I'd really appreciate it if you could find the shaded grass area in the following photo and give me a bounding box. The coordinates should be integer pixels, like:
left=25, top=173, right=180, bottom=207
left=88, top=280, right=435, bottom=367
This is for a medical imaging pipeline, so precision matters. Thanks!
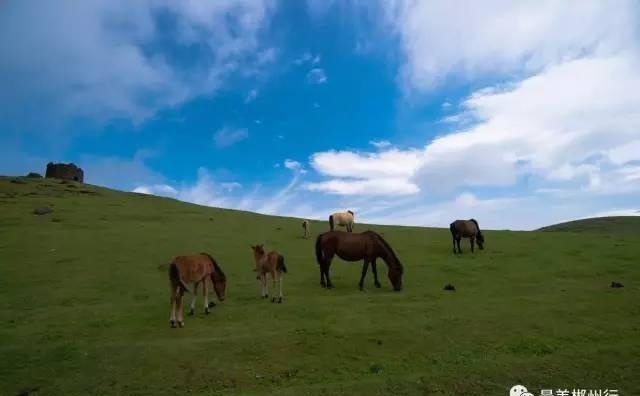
left=1, top=177, right=639, bottom=396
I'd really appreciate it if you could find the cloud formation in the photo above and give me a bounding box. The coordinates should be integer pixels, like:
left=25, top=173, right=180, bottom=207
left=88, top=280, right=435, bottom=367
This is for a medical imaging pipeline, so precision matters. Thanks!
left=0, top=0, right=277, bottom=124
left=213, top=127, right=249, bottom=148
left=385, top=0, right=639, bottom=91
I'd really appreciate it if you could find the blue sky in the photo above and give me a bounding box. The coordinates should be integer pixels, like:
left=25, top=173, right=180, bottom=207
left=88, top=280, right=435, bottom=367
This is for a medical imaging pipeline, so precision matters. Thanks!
left=1, top=0, right=639, bottom=230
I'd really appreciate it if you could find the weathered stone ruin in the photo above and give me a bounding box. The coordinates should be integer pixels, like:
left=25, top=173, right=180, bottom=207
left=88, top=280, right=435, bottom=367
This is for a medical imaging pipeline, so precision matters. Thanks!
left=45, top=162, right=84, bottom=183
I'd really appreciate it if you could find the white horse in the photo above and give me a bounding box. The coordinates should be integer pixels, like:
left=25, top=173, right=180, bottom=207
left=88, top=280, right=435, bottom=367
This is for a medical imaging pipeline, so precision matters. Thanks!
left=329, top=210, right=354, bottom=232
left=302, top=220, right=310, bottom=238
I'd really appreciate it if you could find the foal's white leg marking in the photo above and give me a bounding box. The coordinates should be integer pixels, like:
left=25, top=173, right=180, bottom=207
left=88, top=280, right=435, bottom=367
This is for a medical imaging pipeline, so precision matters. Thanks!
left=261, top=273, right=267, bottom=297
left=279, top=272, right=283, bottom=298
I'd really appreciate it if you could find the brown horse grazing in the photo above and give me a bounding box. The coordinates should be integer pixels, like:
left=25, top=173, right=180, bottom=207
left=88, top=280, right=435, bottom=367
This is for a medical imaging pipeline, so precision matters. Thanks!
left=450, top=219, right=485, bottom=254
left=302, top=219, right=310, bottom=238
left=168, top=253, right=226, bottom=328
left=315, top=230, right=403, bottom=291
left=251, top=244, right=288, bottom=303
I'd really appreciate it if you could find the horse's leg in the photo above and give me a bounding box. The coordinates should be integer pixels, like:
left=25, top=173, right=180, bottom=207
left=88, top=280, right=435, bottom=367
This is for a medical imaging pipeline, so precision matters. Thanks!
left=452, top=235, right=457, bottom=254
left=169, top=288, right=177, bottom=328
left=358, top=260, right=370, bottom=291
left=278, top=271, right=284, bottom=303
left=456, top=237, right=462, bottom=254
left=189, top=281, right=199, bottom=316
left=176, top=292, right=185, bottom=328
left=320, top=266, right=326, bottom=288
left=371, top=259, right=381, bottom=288
left=203, top=278, right=211, bottom=314
left=324, top=259, right=334, bottom=289
left=271, top=270, right=277, bottom=303
left=261, top=273, right=268, bottom=298
left=470, top=237, right=475, bottom=253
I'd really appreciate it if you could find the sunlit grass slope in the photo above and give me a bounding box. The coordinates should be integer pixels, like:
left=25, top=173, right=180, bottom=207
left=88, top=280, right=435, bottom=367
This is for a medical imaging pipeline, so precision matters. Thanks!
left=1, top=176, right=638, bottom=396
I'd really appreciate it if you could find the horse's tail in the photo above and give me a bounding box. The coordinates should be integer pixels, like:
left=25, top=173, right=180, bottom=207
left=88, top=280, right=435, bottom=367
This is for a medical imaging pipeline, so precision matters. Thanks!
left=329, top=215, right=334, bottom=231
left=277, top=255, right=287, bottom=273
left=169, top=262, right=190, bottom=295
left=315, top=234, right=324, bottom=265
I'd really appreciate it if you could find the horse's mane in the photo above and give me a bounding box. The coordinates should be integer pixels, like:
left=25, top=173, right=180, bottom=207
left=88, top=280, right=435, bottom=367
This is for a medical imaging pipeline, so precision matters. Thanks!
left=368, top=231, right=403, bottom=273
left=469, top=218, right=482, bottom=234
left=201, top=252, right=226, bottom=280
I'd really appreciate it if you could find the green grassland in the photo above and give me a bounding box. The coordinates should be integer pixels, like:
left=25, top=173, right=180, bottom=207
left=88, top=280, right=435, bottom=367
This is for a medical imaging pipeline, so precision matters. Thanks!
left=539, top=216, right=640, bottom=234
left=1, top=176, right=639, bottom=396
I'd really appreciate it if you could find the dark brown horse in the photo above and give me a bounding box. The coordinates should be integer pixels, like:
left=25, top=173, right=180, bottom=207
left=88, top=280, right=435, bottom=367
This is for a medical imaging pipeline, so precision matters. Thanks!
left=449, top=219, right=484, bottom=254
left=168, top=253, right=226, bottom=328
left=315, top=230, right=403, bottom=291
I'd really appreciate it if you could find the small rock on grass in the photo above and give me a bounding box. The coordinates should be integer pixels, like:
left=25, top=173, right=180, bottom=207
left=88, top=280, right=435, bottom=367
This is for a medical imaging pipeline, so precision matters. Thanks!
left=33, top=206, right=53, bottom=215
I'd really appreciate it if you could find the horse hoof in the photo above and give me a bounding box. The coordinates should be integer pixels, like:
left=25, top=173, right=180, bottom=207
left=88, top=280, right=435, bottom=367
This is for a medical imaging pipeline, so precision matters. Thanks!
left=359, top=285, right=363, bottom=291
left=188, top=309, right=194, bottom=316
left=170, top=320, right=176, bottom=328
left=271, top=297, right=276, bottom=303
left=178, top=321, right=184, bottom=328
left=205, top=308, right=210, bottom=315
left=278, top=297, right=282, bottom=303
left=208, top=302, right=216, bottom=308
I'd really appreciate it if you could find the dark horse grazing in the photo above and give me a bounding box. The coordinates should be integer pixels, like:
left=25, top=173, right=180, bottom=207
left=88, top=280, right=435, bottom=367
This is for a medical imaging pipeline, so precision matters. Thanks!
left=450, top=219, right=484, bottom=254
left=315, top=230, right=403, bottom=291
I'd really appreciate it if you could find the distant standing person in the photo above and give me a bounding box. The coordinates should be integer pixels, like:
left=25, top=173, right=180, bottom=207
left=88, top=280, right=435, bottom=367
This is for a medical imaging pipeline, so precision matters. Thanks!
left=329, top=210, right=355, bottom=232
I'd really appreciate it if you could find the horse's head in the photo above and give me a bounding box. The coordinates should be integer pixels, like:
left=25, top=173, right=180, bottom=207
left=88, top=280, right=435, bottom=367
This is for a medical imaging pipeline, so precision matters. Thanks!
left=250, top=244, right=265, bottom=255
left=476, top=232, right=485, bottom=250
left=211, top=266, right=226, bottom=301
left=347, top=210, right=354, bottom=216
left=388, top=265, right=403, bottom=291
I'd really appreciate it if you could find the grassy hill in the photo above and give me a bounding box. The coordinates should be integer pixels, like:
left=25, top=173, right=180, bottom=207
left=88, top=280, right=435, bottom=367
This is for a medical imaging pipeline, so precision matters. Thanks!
left=538, top=216, right=640, bottom=234
left=1, top=176, right=639, bottom=396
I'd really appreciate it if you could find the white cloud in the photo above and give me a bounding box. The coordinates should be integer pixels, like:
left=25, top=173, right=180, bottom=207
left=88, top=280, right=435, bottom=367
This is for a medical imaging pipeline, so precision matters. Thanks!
left=133, top=184, right=177, bottom=196
left=283, top=159, right=307, bottom=174
left=385, top=0, right=639, bottom=91
left=0, top=0, right=277, bottom=123
left=369, top=140, right=392, bottom=149
left=360, top=191, right=615, bottom=231
left=244, top=89, right=258, bottom=104
left=306, top=149, right=422, bottom=196
left=307, top=68, right=327, bottom=84
left=213, top=127, right=249, bottom=148
left=81, top=153, right=165, bottom=190
left=305, top=178, right=419, bottom=196
left=414, top=54, right=640, bottom=193
left=134, top=168, right=231, bottom=207
left=293, top=52, right=313, bottom=65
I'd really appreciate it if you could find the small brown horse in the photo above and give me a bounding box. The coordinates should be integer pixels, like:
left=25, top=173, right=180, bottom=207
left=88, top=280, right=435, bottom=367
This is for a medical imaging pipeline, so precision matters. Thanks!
left=168, top=253, right=226, bottom=328
left=251, top=244, right=288, bottom=303
left=450, top=219, right=485, bottom=254
left=302, top=219, right=310, bottom=238
left=315, top=230, right=403, bottom=291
